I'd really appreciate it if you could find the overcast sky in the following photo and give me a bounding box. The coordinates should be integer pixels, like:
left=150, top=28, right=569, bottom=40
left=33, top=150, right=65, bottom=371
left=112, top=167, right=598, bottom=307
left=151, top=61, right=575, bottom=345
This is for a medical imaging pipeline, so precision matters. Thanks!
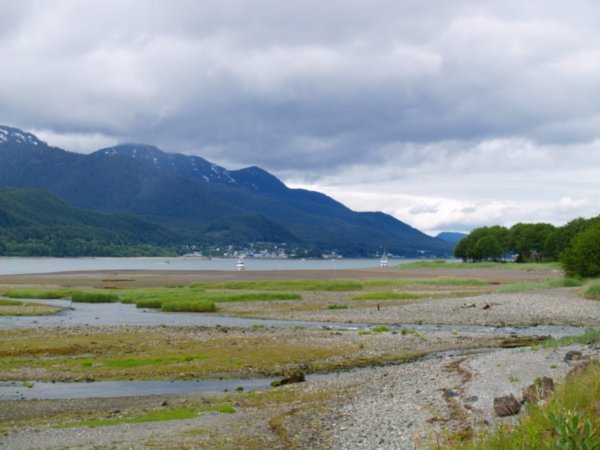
left=1, top=0, right=599, bottom=235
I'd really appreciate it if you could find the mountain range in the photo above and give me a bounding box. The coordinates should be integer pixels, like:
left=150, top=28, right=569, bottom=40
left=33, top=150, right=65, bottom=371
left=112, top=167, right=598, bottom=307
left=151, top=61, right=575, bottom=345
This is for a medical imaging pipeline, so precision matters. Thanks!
left=0, top=125, right=453, bottom=257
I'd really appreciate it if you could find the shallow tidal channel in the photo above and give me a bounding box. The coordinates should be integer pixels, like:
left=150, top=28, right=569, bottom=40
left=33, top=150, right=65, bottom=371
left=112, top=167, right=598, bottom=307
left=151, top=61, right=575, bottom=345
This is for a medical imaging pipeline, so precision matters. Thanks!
left=0, top=377, right=281, bottom=401
left=0, top=298, right=585, bottom=339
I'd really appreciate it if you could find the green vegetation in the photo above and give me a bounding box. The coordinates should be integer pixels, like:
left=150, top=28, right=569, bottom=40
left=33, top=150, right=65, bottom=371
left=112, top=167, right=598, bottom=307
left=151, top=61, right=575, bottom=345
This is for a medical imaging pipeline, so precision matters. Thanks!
left=533, top=328, right=600, bottom=349
left=454, top=216, right=600, bottom=278
left=447, top=364, right=600, bottom=449
left=0, top=299, right=22, bottom=306
left=6, top=288, right=72, bottom=299
left=57, top=407, right=199, bottom=428
left=352, top=291, right=421, bottom=300
left=327, top=304, right=348, bottom=310
left=562, top=220, right=600, bottom=277
left=584, top=283, right=600, bottom=300
left=3, top=285, right=301, bottom=314
left=191, top=279, right=363, bottom=291
left=371, top=326, right=391, bottom=333
left=0, top=188, right=181, bottom=257
left=363, top=278, right=489, bottom=287
left=0, top=328, right=358, bottom=380
left=71, top=291, right=118, bottom=303
left=397, top=261, right=561, bottom=271
left=0, top=298, right=63, bottom=316
left=102, top=354, right=207, bottom=369
left=498, top=278, right=583, bottom=294
left=161, top=301, right=217, bottom=312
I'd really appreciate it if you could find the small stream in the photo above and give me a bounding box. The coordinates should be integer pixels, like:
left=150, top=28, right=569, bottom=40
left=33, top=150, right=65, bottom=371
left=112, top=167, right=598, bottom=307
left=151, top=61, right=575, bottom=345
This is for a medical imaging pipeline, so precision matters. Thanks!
left=0, top=348, right=490, bottom=401
left=0, top=298, right=585, bottom=338
left=0, top=377, right=280, bottom=401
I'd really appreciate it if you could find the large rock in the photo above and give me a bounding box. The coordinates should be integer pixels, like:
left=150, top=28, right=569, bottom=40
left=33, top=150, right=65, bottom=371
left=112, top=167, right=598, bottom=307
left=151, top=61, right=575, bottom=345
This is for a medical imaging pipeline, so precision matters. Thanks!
left=522, top=377, right=554, bottom=404
left=494, top=394, right=521, bottom=417
left=564, top=350, right=583, bottom=362
left=271, top=371, right=306, bottom=387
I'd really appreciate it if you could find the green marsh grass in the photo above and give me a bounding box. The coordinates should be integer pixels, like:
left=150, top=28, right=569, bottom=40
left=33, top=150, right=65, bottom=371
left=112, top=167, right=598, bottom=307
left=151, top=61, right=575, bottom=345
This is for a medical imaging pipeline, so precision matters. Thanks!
left=584, top=283, right=600, bottom=300
left=71, top=291, right=119, bottom=303
left=398, top=261, right=562, bottom=270
left=0, top=299, right=22, bottom=306
left=120, top=287, right=301, bottom=312
left=362, top=278, right=488, bottom=288
left=532, top=328, right=600, bottom=350
left=6, top=288, right=72, bottom=299
left=57, top=407, right=199, bottom=428
left=190, top=279, right=363, bottom=291
left=161, top=301, right=216, bottom=312
left=352, top=291, right=422, bottom=300
left=499, top=278, right=583, bottom=294
left=102, top=354, right=208, bottom=369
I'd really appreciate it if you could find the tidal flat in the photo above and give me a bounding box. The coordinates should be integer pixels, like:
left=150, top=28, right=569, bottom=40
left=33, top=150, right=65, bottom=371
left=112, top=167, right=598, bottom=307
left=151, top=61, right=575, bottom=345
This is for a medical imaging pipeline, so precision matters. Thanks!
left=0, top=265, right=598, bottom=449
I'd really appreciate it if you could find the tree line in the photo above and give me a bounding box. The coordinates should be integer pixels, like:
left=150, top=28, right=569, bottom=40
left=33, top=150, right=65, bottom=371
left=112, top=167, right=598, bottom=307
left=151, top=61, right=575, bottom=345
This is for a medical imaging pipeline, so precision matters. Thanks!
left=454, top=216, right=600, bottom=277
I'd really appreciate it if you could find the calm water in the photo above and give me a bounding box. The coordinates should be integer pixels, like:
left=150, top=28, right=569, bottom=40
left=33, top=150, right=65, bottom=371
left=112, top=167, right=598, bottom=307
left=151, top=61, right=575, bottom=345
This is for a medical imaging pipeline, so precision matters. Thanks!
left=0, top=257, right=410, bottom=275
left=0, top=298, right=584, bottom=339
left=0, top=378, right=280, bottom=401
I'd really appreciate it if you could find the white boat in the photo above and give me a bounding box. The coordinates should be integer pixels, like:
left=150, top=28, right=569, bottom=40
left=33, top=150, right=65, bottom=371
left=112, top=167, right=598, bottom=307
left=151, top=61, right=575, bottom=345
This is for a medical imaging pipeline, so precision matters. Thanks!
left=236, top=257, right=245, bottom=270
left=379, top=253, right=388, bottom=267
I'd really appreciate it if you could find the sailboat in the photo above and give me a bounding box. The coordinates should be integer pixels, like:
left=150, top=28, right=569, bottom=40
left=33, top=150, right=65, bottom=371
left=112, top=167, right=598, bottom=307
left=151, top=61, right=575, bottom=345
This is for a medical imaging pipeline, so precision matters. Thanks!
left=379, top=250, right=389, bottom=267
left=236, top=256, right=245, bottom=270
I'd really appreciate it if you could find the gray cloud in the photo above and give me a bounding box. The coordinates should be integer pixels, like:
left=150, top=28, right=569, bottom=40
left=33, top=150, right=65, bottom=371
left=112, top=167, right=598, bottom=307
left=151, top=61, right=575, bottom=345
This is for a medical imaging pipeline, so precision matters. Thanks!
left=1, top=0, right=600, bottom=232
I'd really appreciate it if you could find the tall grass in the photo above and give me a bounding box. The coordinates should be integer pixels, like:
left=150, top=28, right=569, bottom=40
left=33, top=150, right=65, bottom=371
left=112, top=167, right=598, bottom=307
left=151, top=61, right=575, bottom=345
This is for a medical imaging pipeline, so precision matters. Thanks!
left=352, top=292, right=422, bottom=300
left=584, top=283, right=600, bottom=300
left=398, top=261, right=562, bottom=271
left=6, top=288, right=72, bottom=299
left=0, top=299, right=22, bottom=306
left=499, top=278, right=583, bottom=294
left=71, top=291, right=119, bottom=303
left=363, top=278, right=488, bottom=288
left=161, top=301, right=216, bottom=312
left=190, top=279, right=363, bottom=291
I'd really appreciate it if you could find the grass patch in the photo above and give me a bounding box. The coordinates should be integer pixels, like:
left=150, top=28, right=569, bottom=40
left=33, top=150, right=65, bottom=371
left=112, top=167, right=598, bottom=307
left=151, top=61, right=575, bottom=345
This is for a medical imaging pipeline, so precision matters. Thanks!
left=533, top=328, right=600, bottom=350
left=71, top=291, right=119, bottom=303
left=0, top=299, right=63, bottom=316
left=209, top=292, right=301, bottom=302
left=445, top=363, right=600, bottom=449
left=499, top=278, right=583, bottom=294
left=5, top=288, right=71, bottom=299
left=327, top=305, right=348, bottom=310
left=190, top=279, right=363, bottom=291
left=119, top=287, right=300, bottom=312
left=362, top=278, right=488, bottom=288
left=0, top=299, right=22, bottom=306
left=371, top=326, right=391, bottom=333
left=102, top=354, right=208, bottom=369
left=134, top=298, right=164, bottom=309
left=398, top=261, right=562, bottom=271
left=352, top=291, right=422, bottom=300
left=583, top=282, right=600, bottom=300
left=57, top=407, right=198, bottom=428
left=0, top=328, right=356, bottom=380
left=161, top=301, right=216, bottom=312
